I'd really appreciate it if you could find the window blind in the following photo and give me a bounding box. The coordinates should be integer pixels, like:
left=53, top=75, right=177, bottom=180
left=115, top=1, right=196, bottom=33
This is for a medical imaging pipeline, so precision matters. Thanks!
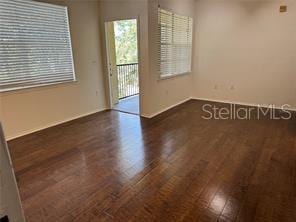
left=158, top=8, right=193, bottom=79
left=0, top=0, right=75, bottom=92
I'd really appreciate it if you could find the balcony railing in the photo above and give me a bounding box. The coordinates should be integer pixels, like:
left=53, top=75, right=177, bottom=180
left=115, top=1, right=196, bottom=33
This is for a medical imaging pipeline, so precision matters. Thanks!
left=117, top=63, right=139, bottom=99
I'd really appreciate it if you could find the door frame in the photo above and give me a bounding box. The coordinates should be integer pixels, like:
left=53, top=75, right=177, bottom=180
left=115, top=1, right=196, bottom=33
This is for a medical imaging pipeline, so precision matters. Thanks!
left=105, top=21, right=119, bottom=106
left=104, top=16, right=142, bottom=115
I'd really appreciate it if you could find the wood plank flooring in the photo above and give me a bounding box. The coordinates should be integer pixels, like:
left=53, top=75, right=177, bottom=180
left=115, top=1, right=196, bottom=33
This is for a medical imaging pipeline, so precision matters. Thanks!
left=8, top=100, right=296, bottom=222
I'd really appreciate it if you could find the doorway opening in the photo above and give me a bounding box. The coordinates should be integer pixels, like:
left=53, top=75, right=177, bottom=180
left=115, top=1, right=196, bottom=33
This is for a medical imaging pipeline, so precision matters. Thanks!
left=105, top=19, right=140, bottom=115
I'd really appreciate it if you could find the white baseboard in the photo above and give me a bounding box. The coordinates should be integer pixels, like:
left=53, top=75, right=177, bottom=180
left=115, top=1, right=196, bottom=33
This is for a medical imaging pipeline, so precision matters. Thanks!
left=7, top=98, right=192, bottom=140
left=7, top=97, right=294, bottom=141
left=191, top=97, right=296, bottom=112
left=141, top=97, right=192, bottom=119
left=6, top=107, right=108, bottom=141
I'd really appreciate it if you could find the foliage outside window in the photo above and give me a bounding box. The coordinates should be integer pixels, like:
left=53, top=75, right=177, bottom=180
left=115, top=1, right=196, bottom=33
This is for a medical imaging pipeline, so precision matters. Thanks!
left=114, top=20, right=138, bottom=65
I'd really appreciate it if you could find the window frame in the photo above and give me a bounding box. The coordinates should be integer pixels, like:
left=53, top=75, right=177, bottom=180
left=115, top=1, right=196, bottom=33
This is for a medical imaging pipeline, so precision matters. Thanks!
left=0, top=0, right=76, bottom=93
left=158, top=8, right=193, bottom=80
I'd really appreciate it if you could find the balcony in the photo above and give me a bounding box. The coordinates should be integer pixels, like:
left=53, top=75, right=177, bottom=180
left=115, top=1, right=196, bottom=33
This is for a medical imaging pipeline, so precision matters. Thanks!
left=113, top=63, right=139, bottom=114
left=117, top=63, right=139, bottom=99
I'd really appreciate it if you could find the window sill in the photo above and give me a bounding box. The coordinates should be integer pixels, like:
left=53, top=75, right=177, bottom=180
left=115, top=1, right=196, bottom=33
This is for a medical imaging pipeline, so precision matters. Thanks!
left=0, top=80, right=77, bottom=95
left=158, top=72, right=191, bottom=81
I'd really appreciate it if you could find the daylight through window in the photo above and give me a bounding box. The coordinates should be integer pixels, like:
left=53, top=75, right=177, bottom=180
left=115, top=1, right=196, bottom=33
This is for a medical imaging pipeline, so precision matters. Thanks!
left=158, top=8, right=193, bottom=79
left=0, top=0, right=75, bottom=92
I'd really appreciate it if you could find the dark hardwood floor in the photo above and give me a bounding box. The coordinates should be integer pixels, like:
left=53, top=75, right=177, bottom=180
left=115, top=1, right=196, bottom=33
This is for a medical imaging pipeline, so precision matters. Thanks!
left=8, top=100, right=296, bottom=222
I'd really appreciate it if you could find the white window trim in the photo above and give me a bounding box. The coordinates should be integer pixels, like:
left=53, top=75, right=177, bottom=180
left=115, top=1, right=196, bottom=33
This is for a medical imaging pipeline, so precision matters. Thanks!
left=158, top=8, right=193, bottom=80
left=0, top=0, right=76, bottom=93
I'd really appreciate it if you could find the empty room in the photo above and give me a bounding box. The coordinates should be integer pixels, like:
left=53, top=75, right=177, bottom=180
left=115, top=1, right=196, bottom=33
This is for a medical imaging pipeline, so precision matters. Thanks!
left=0, top=0, right=295, bottom=221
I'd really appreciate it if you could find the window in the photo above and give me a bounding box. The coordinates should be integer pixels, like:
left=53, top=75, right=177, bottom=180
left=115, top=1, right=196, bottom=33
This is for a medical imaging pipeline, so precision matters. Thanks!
left=0, top=0, right=75, bottom=92
left=158, top=8, right=193, bottom=79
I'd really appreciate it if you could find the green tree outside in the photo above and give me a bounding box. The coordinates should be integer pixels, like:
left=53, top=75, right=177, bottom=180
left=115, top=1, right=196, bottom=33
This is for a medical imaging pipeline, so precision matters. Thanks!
left=114, top=19, right=138, bottom=65
left=114, top=19, right=139, bottom=98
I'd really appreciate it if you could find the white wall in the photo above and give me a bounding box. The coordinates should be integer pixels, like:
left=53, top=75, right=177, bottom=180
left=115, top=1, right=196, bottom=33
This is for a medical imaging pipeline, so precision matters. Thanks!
left=193, top=0, right=296, bottom=109
left=0, top=0, right=108, bottom=140
left=146, top=0, right=196, bottom=116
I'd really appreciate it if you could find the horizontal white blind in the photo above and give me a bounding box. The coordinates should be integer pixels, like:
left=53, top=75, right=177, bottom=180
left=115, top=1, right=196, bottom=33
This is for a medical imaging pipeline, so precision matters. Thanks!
left=0, top=0, right=75, bottom=92
left=158, top=8, right=193, bottom=79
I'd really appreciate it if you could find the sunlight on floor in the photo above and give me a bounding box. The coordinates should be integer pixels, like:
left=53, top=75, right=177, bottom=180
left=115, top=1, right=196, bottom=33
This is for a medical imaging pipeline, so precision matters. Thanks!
left=113, top=95, right=139, bottom=115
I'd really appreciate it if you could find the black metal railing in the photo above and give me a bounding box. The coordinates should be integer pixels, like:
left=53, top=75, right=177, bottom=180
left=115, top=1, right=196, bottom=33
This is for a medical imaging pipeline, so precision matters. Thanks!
left=117, top=63, right=139, bottom=99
